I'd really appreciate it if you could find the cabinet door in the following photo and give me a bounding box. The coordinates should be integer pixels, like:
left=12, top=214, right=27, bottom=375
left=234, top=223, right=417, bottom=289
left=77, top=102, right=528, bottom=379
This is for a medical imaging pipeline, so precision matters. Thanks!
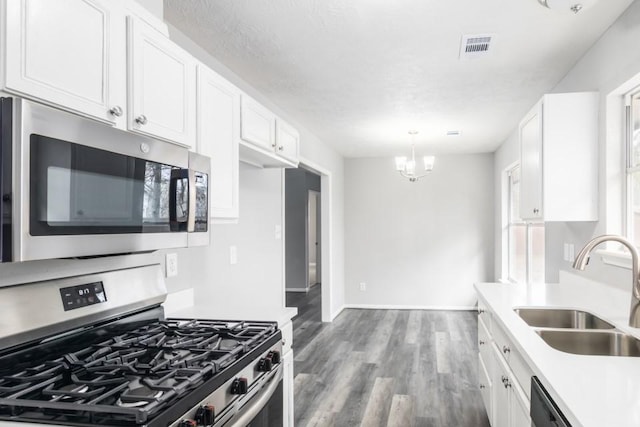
left=4, top=0, right=126, bottom=125
left=491, top=344, right=510, bottom=427
left=240, top=95, right=275, bottom=150
left=128, top=17, right=196, bottom=147
left=519, top=103, right=543, bottom=220
left=510, top=379, right=531, bottom=427
left=283, top=350, right=294, bottom=427
left=197, top=65, right=239, bottom=220
left=276, top=119, right=300, bottom=164
left=478, top=353, right=493, bottom=424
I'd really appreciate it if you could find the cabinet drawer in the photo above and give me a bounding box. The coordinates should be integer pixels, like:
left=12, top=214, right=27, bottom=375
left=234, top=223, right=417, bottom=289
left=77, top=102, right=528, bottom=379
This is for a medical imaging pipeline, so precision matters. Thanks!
left=478, top=353, right=492, bottom=423
left=492, top=321, right=512, bottom=362
left=281, top=321, right=293, bottom=354
left=478, top=298, right=492, bottom=332
left=478, top=316, right=492, bottom=365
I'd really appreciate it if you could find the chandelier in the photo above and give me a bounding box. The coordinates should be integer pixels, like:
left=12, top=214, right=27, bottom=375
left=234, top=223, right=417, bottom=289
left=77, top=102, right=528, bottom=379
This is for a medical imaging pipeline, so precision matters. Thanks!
left=394, top=130, right=435, bottom=182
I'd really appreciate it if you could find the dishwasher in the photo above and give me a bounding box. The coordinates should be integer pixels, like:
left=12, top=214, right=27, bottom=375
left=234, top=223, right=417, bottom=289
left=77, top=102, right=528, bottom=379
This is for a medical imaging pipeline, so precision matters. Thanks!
left=530, top=376, right=572, bottom=427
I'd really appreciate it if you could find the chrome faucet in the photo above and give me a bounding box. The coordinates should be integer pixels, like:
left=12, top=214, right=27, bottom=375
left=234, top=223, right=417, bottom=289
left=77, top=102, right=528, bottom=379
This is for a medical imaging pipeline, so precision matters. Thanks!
left=572, top=235, right=640, bottom=328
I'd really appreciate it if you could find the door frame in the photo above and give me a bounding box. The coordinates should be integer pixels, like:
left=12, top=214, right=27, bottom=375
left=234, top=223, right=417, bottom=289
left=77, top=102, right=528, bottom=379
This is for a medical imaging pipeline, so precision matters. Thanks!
left=306, top=189, right=321, bottom=288
left=295, top=157, right=332, bottom=322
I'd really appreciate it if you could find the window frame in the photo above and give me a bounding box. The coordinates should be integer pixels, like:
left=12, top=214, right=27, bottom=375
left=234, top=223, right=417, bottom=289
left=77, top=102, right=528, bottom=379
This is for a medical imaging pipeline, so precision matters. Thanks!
left=504, top=163, right=545, bottom=284
left=625, top=87, right=640, bottom=247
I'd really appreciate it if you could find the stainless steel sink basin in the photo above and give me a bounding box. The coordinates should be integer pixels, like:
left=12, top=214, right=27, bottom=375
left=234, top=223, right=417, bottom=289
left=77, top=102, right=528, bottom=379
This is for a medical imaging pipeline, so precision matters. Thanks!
left=514, top=308, right=615, bottom=330
left=536, top=329, right=640, bottom=357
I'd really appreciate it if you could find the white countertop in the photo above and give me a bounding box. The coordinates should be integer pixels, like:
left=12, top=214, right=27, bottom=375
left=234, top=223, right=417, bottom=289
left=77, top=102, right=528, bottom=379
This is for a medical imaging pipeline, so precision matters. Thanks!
left=475, top=279, right=640, bottom=427
left=165, top=303, right=298, bottom=327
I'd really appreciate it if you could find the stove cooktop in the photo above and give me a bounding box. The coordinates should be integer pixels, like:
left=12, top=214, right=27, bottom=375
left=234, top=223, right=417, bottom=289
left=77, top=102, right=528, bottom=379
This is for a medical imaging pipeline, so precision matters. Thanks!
left=0, top=318, right=280, bottom=426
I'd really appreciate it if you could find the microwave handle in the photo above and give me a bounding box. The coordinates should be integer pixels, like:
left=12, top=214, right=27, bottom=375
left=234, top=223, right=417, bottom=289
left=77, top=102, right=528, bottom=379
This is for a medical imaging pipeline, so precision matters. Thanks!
left=169, top=169, right=189, bottom=232
left=187, top=168, right=196, bottom=233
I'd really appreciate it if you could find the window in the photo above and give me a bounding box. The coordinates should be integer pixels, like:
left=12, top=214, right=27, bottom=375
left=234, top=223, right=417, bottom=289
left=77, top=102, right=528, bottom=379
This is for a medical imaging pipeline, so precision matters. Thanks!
left=505, top=165, right=545, bottom=283
left=626, top=89, right=640, bottom=246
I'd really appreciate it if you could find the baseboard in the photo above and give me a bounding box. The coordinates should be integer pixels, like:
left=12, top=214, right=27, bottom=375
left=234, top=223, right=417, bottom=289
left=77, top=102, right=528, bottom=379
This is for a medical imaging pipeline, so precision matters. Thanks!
left=343, top=304, right=477, bottom=311
left=330, top=305, right=346, bottom=321
left=285, top=287, right=308, bottom=293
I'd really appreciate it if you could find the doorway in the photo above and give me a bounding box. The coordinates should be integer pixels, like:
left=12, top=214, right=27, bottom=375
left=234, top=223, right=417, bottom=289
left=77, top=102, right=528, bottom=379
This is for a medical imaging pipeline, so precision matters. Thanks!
left=284, top=167, right=323, bottom=343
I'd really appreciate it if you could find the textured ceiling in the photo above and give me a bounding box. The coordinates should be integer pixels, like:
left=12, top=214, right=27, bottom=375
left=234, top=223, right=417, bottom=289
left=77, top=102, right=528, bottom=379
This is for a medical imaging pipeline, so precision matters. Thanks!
left=164, top=0, right=634, bottom=157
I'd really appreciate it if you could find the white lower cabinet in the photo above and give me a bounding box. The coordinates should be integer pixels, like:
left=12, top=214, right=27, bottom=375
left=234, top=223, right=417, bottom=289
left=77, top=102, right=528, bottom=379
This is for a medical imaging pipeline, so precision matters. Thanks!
left=283, top=349, right=294, bottom=427
left=478, top=302, right=532, bottom=427
left=491, top=344, right=530, bottom=427
left=281, top=321, right=294, bottom=427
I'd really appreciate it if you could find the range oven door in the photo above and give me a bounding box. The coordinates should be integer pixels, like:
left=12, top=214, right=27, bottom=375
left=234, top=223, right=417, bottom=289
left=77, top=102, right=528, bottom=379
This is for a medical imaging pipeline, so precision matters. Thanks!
left=1, top=97, right=209, bottom=262
left=228, top=366, right=284, bottom=427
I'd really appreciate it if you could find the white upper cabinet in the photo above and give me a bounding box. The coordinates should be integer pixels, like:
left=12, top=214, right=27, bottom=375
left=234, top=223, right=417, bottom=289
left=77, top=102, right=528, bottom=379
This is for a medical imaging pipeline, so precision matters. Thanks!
left=197, top=65, right=239, bottom=220
left=519, top=92, right=598, bottom=222
left=3, top=0, right=126, bottom=126
left=127, top=17, right=196, bottom=148
left=240, top=94, right=276, bottom=150
left=276, top=119, right=300, bottom=164
left=239, top=94, right=299, bottom=168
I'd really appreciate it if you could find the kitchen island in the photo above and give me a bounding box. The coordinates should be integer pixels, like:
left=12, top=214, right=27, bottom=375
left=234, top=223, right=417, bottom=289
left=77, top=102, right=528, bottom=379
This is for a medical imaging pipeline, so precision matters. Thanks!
left=475, top=275, right=640, bottom=427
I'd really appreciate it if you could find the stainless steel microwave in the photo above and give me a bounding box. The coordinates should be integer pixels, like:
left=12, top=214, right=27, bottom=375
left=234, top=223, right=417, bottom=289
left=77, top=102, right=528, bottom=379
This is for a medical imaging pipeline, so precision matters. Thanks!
left=0, top=97, right=209, bottom=262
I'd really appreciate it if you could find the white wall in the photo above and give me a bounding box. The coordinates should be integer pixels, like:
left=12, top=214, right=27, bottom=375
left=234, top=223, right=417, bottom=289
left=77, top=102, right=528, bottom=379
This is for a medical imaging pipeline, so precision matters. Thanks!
left=493, top=1, right=640, bottom=291
left=191, top=164, right=284, bottom=310
left=165, top=23, right=346, bottom=319
left=345, top=154, right=495, bottom=308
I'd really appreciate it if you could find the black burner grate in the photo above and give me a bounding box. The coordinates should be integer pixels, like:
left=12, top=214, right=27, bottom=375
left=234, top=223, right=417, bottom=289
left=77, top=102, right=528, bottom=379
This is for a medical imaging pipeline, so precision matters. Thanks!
left=0, top=318, right=277, bottom=426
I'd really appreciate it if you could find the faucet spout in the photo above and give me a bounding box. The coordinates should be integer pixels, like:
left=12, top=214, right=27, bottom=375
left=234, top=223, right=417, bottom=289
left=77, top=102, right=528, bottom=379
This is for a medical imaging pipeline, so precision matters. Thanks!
left=572, top=235, right=640, bottom=328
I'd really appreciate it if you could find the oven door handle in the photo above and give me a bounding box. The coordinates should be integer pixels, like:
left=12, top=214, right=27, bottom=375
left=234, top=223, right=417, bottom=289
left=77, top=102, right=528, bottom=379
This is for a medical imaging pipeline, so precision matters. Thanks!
left=227, top=364, right=283, bottom=427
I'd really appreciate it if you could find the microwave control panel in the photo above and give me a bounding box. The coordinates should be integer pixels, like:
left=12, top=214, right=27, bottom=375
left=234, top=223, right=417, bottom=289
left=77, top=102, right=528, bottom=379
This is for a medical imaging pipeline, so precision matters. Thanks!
left=60, top=281, right=107, bottom=311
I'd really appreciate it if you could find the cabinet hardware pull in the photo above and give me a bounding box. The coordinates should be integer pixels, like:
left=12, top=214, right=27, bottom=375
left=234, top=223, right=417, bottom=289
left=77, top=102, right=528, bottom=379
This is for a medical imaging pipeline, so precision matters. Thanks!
left=502, top=345, right=510, bottom=354
left=109, top=106, right=123, bottom=117
left=271, top=143, right=277, bottom=148
left=478, top=308, right=485, bottom=314
left=135, top=115, right=148, bottom=125
left=479, top=384, right=486, bottom=389
left=533, top=208, right=539, bottom=214
left=278, top=146, right=284, bottom=151
left=479, top=340, right=485, bottom=345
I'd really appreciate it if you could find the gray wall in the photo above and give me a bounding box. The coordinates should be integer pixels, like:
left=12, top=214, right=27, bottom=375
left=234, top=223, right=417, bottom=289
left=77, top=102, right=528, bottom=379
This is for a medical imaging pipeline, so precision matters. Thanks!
left=285, top=168, right=321, bottom=291
left=345, top=154, right=495, bottom=308
left=493, top=1, right=640, bottom=291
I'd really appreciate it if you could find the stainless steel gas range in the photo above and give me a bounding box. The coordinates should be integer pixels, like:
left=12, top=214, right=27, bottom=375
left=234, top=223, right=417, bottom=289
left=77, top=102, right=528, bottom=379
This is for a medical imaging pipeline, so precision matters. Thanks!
left=0, top=265, right=283, bottom=427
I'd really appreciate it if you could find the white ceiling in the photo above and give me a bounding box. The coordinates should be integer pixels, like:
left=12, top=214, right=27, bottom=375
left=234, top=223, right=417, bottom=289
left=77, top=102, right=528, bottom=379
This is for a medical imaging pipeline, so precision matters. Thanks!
left=164, top=0, right=634, bottom=157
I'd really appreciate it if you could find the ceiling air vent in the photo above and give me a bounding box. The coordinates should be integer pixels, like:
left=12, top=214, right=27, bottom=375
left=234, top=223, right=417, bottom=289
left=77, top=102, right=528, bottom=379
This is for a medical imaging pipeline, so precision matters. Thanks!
left=459, top=34, right=493, bottom=59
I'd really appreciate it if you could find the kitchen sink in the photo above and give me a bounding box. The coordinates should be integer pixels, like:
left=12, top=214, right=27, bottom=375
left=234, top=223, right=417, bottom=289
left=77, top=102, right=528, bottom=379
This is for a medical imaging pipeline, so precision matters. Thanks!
left=514, top=308, right=615, bottom=330
left=535, top=329, right=640, bottom=357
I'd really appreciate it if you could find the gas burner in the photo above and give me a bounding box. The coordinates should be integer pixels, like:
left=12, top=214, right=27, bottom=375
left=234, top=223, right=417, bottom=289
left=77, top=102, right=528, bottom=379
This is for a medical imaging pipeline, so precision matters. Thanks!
left=50, top=384, right=89, bottom=400
left=115, top=378, right=166, bottom=408
left=219, top=339, right=239, bottom=352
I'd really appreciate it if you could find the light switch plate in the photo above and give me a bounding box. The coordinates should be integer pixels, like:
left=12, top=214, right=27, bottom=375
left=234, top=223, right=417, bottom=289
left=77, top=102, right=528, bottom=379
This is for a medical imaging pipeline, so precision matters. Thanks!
left=166, top=253, right=178, bottom=277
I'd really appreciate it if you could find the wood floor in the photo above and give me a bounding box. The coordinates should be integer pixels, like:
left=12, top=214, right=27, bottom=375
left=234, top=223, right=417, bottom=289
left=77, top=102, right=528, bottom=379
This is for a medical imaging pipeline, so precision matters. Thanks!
left=286, top=289, right=490, bottom=427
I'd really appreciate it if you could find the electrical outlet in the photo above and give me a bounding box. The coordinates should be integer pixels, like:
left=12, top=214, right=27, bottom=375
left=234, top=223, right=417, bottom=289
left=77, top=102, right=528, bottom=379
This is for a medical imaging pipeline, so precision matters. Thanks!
left=229, top=246, right=237, bottom=265
left=359, top=282, right=366, bottom=291
left=166, top=253, right=178, bottom=277
left=568, top=243, right=575, bottom=262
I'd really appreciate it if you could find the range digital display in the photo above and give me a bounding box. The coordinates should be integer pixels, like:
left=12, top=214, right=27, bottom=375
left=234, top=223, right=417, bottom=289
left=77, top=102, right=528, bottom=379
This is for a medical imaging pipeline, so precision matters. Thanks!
left=60, top=281, right=107, bottom=311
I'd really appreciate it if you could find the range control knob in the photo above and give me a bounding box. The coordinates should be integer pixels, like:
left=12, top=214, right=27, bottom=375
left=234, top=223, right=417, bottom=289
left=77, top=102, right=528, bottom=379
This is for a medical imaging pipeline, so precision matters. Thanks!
left=230, top=377, right=248, bottom=395
left=267, top=350, right=281, bottom=364
left=257, top=357, right=273, bottom=372
left=195, top=404, right=215, bottom=426
left=178, top=420, right=197, bottom=427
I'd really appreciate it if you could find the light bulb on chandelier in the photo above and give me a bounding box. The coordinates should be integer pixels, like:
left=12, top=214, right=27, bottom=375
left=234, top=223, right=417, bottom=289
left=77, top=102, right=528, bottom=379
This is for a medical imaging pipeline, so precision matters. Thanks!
left=394, top=130, right=435, bottom=182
